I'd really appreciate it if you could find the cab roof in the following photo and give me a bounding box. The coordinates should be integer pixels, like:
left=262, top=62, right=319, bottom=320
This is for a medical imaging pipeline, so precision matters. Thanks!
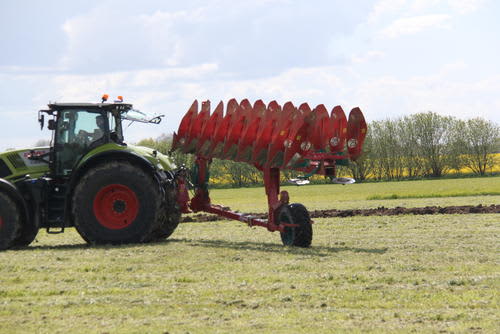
left=47, top=102, right=133, bottom=110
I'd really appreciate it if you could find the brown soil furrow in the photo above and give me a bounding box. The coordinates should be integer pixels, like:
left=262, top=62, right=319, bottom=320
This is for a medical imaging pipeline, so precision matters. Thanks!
left=181, top=204, right=500, bottom=223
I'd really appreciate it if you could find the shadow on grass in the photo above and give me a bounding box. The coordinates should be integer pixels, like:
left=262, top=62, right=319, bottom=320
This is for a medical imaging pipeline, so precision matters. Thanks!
left=19, top=242, right=160, bottom=251
left=167, top=238, right=388, bottom=257
left=21, top=238, right=387, bottom=256
left=15, top=243, right=90, bottom=251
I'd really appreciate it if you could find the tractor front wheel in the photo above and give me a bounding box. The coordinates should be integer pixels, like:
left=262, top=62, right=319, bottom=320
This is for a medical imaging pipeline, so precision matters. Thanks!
left=72, top=162, right=162, bottom=245
left=0, top=192, right=21, bottom=250
left=279, top=203, right=313, bottom=247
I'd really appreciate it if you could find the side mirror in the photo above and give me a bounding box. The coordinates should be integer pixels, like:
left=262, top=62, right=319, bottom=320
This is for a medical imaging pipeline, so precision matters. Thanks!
left=38, top=112, right=45, bottom=130
left=149, top=116, right=163, bottom=124
left=48, top=119, right=56, bottom=130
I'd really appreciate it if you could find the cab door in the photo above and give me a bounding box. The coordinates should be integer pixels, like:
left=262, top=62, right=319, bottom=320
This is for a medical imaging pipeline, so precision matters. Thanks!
left=53, top=109, right=108, bottom=176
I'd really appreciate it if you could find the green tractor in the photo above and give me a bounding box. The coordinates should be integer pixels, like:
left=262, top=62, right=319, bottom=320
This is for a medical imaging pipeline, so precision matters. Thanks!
left=0, top=96, right=181, bottom=250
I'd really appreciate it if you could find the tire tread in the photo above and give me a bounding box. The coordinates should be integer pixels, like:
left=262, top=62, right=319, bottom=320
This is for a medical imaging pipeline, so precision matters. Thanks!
left=0, top=192, right=22, bottom=250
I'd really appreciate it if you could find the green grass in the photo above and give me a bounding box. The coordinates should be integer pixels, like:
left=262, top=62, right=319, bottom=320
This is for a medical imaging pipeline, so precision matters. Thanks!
left=0, top=176, right=499, bottom=333
left=367, top=191, right=500, bottom=200
left=210, top=176, right=500, bottom=211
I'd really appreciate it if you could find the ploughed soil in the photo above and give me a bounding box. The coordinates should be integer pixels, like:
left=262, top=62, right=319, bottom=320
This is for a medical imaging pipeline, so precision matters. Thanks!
left=181, top=204, right=500, bottom=223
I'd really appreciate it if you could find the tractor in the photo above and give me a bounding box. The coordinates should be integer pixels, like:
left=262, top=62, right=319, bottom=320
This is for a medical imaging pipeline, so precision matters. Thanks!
left=0, top=95, right=367, bottom=250
left=0, top=95, right=181, bottom=250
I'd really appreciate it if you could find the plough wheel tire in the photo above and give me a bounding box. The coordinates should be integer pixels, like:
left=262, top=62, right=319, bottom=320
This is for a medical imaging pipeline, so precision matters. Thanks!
left=152, top=182, right=181, bottom=240
left=0, top=192, right=21, bottom=250
left=279, top=203, right=312, bottom=248
left=72, top=162, right=161, bottom=245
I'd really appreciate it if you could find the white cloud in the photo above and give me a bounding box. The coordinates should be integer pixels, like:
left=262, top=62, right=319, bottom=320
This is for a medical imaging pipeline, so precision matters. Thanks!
left=39, top=63, right=219, bottom=108
left=57, top=1, right=357, bottom=76
left=351, top=51, right=385, bottom=64
left=410, top=0, right=486, bottom=14
left=2, top=58, right=500, bottom=152
left=352, top=63, right=500, bottom=122
left=0, top=65, right=66, bottom=74
left=368, top=0, right=487, bottom=26
left=368, top=0, right=408, bottom=23
left=448, top=0, right=486, bottom=14
left=379, top=14, right=451, bottom=38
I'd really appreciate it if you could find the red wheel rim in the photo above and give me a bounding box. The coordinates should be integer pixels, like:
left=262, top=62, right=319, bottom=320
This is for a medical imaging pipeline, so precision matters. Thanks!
left=93, top=184, right=139, bottom=230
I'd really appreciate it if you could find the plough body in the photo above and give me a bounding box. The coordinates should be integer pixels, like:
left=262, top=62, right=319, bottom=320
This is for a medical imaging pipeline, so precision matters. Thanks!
left=173, top=99, right=367, bottom=247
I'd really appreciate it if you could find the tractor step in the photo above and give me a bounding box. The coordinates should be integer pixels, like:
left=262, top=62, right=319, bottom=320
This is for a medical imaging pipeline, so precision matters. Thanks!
left=45, top=184, right=67, bottom=233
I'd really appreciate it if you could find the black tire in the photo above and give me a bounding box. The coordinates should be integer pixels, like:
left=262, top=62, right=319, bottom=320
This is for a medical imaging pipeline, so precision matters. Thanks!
left=13, top=206, right=39, bottom=247
left=0, top=192, right=21, bottom=250
left=152, top=181, right=181, bottom=240
left=72, top=162, right=162, bottom=245
left=279, top=203, right=313, bottom=247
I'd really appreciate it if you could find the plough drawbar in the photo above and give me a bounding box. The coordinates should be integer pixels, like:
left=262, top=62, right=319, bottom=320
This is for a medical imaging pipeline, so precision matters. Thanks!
left=173, top=99, right=367, bottom=247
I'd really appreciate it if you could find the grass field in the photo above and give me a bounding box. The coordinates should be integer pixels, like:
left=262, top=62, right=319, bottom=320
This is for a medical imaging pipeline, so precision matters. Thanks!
left=210, top=176, right=500, bottom=212
left=1, top=177, right=499, bottom=333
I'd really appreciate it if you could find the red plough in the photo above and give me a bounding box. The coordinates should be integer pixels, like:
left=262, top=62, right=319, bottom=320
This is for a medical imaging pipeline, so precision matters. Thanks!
left=172, top=99, right=367, bottom=247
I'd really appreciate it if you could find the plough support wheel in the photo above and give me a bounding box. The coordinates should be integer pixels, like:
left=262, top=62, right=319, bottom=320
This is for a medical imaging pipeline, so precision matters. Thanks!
left=279, top=203, right=312, bottom=248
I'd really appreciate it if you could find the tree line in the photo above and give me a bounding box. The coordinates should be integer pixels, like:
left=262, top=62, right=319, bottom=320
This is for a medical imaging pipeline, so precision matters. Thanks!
left=350, top=112, right=500, bottom=181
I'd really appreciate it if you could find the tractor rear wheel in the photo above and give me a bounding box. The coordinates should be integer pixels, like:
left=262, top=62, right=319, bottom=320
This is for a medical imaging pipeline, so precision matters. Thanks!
left=13, top=210, right=39, bottom=247
left=279, top=203, right=313, bottom=247
left=72, top=162, right=162, bottom=245
left=0, top=192, right=21, bottom=250
left=152, top=181, right=181, bottom=240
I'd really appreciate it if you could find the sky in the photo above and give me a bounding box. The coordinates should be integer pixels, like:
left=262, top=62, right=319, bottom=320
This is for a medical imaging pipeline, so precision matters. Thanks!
left=1, top=0, right=499, bottom=151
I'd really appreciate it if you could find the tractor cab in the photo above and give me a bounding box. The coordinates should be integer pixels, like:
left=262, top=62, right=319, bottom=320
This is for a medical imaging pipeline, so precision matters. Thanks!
left=41, top=102, right=130, bottom=176
left=39, top=97, right=163, bottom=176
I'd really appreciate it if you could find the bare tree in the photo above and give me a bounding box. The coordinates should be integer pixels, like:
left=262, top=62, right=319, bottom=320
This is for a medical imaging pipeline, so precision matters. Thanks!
left=398, top=116, right=424, bottom=177
left=370, top=120, right=405, bottom=180
left=347, top=127, right=374, bottom=181
left=460, top=118, right=500, bottom=175
left=137, top=135, right=194, bottom=170
left=412, top=112, right=457, bottom=177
